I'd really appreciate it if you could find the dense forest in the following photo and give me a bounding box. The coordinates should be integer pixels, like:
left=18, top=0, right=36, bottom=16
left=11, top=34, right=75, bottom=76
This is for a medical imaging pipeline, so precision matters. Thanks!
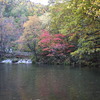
left=0, top=0, right=100, bottom=67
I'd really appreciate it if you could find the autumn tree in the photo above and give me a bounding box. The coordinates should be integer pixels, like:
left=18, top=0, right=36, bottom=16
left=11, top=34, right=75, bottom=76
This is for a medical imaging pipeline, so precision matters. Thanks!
left=0, top=17, right=23, bottom=52
left=37, top=30, right=75, bottom=64
left=0, top=0, right=28, bottom=52
left=18, top=15, right=42, bottom=59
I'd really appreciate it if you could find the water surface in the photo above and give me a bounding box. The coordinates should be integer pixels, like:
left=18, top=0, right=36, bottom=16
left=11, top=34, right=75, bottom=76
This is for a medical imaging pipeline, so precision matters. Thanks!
left=0, top=64, right=100, bottom=100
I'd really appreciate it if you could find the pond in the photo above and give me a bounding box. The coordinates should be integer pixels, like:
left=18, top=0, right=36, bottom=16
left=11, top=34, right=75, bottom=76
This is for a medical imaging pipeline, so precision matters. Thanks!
left=0, top=64, right=100, bottom=100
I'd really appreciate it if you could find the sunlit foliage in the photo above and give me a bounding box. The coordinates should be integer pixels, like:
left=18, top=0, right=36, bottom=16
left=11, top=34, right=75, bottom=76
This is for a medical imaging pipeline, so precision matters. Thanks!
left=18, top=15, right=42, bottom=61
left=50, top=0, right=100, bottom=66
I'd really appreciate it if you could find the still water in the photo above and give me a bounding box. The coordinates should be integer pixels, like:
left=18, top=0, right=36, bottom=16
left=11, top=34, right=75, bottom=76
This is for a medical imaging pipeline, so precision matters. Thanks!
left=0, top=64, right=100, bottom=100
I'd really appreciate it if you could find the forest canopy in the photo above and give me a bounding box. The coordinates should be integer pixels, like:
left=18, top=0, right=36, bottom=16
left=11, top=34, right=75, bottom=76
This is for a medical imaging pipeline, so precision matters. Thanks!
left=0, top=0, right=100, bottom=67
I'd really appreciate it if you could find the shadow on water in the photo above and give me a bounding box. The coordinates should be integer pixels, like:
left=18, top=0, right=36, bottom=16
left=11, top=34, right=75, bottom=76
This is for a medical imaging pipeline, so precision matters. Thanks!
left=0, top=63, right=100, bottom=100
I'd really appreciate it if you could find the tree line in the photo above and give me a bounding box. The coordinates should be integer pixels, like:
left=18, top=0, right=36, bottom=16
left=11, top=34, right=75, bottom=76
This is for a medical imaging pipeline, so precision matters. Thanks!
left=0, top=0, right=100, bottom=67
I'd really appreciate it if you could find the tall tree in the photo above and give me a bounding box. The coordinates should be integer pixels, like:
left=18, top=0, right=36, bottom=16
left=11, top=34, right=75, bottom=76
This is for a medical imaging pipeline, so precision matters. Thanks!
left=50, top=0, right=100, bottom=66
left=18, top=15, right=42, bottom=59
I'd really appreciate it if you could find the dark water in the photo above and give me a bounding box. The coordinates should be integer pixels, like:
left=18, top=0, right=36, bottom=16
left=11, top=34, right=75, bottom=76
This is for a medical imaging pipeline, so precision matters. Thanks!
left=0, top=64, right=100, bottom=100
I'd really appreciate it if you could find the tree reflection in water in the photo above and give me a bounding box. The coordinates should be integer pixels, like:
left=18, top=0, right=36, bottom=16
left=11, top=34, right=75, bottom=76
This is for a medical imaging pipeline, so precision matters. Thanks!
left=0, top=64, right=100, bottom=100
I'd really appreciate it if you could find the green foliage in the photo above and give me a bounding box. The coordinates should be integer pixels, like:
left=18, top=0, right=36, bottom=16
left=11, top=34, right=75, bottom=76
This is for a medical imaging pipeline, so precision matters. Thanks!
left=2, top=0, right=28, bottom=17
left=31, top=55, right=37, bottom=64
left=50, top=0, right=100, bottom=66
left=0, top=0, right=99, bottom=66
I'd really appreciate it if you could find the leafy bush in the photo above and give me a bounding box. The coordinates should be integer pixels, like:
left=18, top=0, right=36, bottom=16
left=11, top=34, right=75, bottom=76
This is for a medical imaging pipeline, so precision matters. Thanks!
left=37, top=30, right=75, bottom=64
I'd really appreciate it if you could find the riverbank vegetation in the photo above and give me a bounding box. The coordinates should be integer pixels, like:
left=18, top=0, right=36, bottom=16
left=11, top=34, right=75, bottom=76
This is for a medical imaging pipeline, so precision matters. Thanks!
left=0, top=0, right=100, bottom=67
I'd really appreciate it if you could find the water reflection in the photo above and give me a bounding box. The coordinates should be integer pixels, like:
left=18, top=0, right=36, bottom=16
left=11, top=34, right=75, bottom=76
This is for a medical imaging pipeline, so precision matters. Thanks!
left=0, top=64, right=100, bottom=100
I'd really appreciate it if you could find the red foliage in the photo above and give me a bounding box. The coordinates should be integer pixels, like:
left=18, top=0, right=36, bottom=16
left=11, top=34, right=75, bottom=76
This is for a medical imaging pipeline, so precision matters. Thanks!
left=54, top=34, right=65, bottom=38
left=38, top=31, right=75, bottom=59
left=67, top=50, right=72, bottom=53
left=47, top=54, right=54, bottom=56
left=68, top=45, right=75, bottom=48
left=42, top=48, right=50, bottom=51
